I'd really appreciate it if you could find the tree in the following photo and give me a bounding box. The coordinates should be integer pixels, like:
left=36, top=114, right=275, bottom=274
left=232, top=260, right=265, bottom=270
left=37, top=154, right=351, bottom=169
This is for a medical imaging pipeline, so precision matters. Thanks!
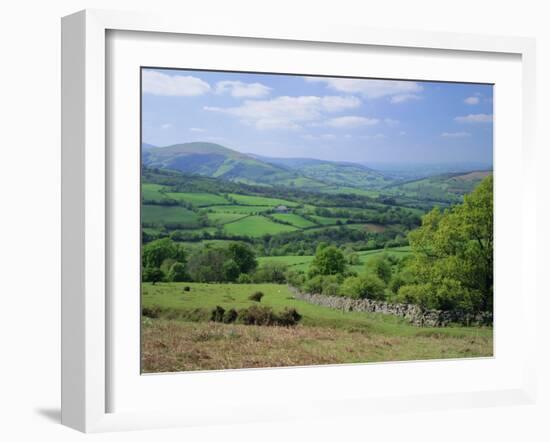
left=187, top=246, right=228, bottom=282
left=142, top=238, right=186, bottom=269
left=167, top=262, right=188, bottom=282
left=401, top=176, right=493, bottom=313
left=142, top=267, right=164, bottom=285
left=310, top=245, right=346, bottom=276
left=227, top=242, right=257, bottom=274
left=366, top=255, right=392, bottom=284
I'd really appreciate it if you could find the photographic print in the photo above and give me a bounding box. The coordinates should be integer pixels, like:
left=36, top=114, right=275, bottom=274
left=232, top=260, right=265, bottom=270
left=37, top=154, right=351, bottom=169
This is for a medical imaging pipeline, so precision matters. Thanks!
left=140, top=68, right=493, bottom=373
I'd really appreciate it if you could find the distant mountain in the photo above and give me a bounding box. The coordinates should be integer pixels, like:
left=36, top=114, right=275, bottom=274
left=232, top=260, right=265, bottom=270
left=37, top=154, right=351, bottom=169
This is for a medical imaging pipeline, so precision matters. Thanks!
left=384, top=170, right=492, bottom=203
left=141, top=142, right=328, bottom=189
left=141, top=142, right=157, bottom=150
left=248, top=154, right=394, bottom=189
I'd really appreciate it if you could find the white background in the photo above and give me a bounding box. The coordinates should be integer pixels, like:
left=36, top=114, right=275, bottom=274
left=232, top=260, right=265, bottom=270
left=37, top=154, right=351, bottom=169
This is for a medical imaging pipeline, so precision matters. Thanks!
left=0, top=1, right=548, bottom=441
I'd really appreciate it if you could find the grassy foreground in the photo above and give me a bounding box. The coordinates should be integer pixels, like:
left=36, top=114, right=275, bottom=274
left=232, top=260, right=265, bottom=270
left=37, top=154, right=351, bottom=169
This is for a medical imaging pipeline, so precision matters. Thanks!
left=141, top=282, right=493, bottom=373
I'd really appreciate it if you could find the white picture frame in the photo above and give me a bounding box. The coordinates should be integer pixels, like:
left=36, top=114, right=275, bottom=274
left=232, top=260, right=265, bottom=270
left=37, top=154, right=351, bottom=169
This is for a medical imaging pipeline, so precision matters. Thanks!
left=61, top=9, right=537, bottom=433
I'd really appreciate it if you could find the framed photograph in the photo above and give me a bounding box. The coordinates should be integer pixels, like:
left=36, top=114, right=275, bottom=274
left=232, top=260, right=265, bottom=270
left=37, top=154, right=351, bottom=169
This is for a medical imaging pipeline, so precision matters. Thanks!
left=61, top=9, right=537, bottom=432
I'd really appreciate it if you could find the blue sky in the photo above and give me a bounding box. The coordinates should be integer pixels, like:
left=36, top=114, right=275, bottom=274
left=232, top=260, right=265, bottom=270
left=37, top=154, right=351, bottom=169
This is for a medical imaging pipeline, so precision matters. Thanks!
left=142, top=68, right=493, bottom=165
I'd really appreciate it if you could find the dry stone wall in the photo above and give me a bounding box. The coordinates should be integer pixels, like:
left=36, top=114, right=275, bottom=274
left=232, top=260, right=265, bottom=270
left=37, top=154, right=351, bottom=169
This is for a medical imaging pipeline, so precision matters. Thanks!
left=291, top=288, right=492, bottom=327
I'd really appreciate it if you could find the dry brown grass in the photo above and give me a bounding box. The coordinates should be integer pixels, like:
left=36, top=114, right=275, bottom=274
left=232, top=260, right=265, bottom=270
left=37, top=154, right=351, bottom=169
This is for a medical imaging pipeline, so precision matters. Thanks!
left=141, top=320, right=493, bottom=373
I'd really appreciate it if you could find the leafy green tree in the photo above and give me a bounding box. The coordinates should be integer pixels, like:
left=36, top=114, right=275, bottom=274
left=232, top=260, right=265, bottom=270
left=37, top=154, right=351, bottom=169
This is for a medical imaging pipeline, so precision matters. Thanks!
left=401, top=176, right=493, bottom=312
left=167, top=262, right=188, bottom=282
left=223, top=259, right=240, bottom=282
left=227, top=242, right=257, bottom=274
left=142, top=267, right=164, bottom=285
left=310, top=245, right=346, bottom=276
left=142, top=238, right=186, bottom=269
left=366, top=255, right=392, bottom=284
left=187, top=246, right=228, bottom=282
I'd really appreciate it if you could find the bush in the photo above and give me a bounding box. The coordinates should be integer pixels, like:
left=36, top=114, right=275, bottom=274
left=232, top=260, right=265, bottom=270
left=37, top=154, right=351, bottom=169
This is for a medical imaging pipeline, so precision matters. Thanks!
left=236, top=305, right=302, bottom=327
left=237, top=273, right=252, bottom=284
left=277, top=307, right=302, bottom=326
left=142, top=305, right=162, bottom=319
left=341, top=274, right=386, bottom=300
left=210, top=305, right=225, bottom=322
left=183, top=286, right=191, bottom=291
left=252, top=262, right=288, bottom=283
left=237, top=305, right=276, bottom=326
left=248, top=291, right=264, bottom=302
left=303, top=275, right=324, bottom=294
left=222, top=308, right=238, bottom=324
left=285, top=269, right=306, bottom=288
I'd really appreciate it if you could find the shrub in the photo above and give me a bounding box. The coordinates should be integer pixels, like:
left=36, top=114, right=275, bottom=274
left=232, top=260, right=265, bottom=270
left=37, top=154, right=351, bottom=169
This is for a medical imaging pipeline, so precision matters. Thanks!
left=248, top=291, right=264, bottom=302
left=285, top=269, right=306, bottom=288
left=183, top=286, right=191, bottom=292
left=303, top=275, right=324, bottom=294
left=210, top=305, right=225, bottom=322
left=237, top=273, right=252, bottom=284
left=236, top=305, right=302, bottom=327
left=277, top=307, right=302, bottom=326
left=142, top=305, right=162, bottom=319
left=237, top=305, right=276, bottom=326
left=341, top=274, right=386, bottom=300
left=222, top=308, right=238, bottom=324
left=252, top=262, right=288, bottom=283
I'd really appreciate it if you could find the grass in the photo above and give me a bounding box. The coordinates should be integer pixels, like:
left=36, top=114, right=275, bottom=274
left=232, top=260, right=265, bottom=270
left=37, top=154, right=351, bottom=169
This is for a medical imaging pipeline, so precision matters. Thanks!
left=257, top=246, right=413, bottom=273
left=309, top=215, right=349, bottom=226
left=165, top=192, right=229, bottom=207
left=206, top=212, right=248, bottom=225
left=270, top=213, right=317, bottom=228
left=208, top=205, right=274, bottom=214
left=228, top=193, right=299, bottom=207
left=142, top=205, right=200, bottom=227
left=141, top=282, right=493, bottom=372
left=223, top=215, right=298, bottom=237
left=142, top=183, right=167, bottom=202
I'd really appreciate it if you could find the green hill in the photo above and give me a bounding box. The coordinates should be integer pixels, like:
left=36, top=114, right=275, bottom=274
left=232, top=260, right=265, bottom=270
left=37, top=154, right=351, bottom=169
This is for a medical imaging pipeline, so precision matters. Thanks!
left=142, top=142, right=328, bottom=189
left=250, top=155, right=393, bottom=189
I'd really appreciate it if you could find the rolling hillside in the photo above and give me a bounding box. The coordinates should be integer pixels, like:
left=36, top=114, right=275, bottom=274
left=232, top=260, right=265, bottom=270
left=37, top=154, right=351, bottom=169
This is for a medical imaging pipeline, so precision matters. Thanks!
left=142, top=142, right=328, bottom=189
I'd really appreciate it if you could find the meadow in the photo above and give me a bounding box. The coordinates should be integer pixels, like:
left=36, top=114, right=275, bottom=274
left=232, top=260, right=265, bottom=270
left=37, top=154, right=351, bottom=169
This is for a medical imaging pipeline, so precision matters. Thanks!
left=141, top=282, right=493, bottom=372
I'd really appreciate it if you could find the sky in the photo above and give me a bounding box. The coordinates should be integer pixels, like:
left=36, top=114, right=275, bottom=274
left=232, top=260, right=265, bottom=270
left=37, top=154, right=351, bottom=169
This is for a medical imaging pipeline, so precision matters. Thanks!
left=142, top=68, right=493, bottom=166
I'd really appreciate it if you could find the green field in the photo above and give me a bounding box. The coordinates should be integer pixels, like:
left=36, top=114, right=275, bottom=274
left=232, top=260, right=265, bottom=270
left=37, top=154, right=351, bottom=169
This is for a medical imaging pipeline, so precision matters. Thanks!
left=257, top=246, right=412, bottom=273
left=165, top=192, right=230, bottom=207
left=270, top=213, right=317, bottom=228
left=206, top=212, right=248, bottom=225
left=142, top=183, right=167, bottom=202
left=142, top=205, right=200, bottom=227
left=208, top=205, right=274, bottom=214
left=223, top=215, right=298, bottom=237
left=228, top=193, right=299, bottom=207
left=142, top=282, right=493, bottom=372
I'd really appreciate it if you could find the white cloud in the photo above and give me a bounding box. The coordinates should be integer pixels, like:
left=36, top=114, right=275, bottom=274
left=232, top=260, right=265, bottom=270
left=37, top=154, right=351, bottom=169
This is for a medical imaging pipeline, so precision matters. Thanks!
left=189, top=127, right=205, bottom=132
left=464, top=96, right=480, bottom=105
left=441, top=131, right=471, bottom=138
left=325, top=116, right=379, bottom=128
left=455, top=113, right=493, bottom=123
left=384, top=118, right=399, bottom=126
left=301, top=133, right=337, bottom=141
left=142, top=70, right=211, bottom=96
left=390, top=94, right=421, bottom=104
left=306, top=77, right=423, bottom=101
left=204, top=95, right=360, bottom=130
left=161, top=123, right=173, bottom=129
left=215, top=81, right=271, bottom=98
